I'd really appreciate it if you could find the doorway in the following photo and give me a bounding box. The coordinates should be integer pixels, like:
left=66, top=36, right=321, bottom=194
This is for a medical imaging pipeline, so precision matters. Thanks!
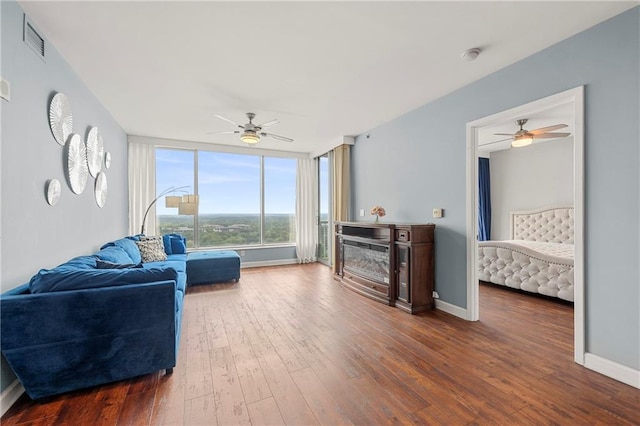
left=466, top=87, right=585, bottom=365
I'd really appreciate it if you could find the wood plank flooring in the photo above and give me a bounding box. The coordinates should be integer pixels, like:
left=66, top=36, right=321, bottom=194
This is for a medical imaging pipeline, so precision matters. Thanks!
left=2, top=263, right=639, bottom=425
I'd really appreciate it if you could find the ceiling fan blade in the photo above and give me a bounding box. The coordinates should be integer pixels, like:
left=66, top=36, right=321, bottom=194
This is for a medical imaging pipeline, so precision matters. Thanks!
left=214, top=114, right=242, bottom=128
left=480, top=137, right=512, bottom=146
left=261, top=132, right=293, bottom=142
left=494, top=133, right=515, bottom=136
left=258, top=119, right=279, bottom=129
left=532, top=132, right=571, bottom=139
left=530, top=124, right=568, bottom=135
left=207, top=130, right=240, bottom=135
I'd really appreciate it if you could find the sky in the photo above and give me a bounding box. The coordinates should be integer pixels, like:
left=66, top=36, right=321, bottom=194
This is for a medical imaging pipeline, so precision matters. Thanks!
left=156, top=148, right=297, bottom=215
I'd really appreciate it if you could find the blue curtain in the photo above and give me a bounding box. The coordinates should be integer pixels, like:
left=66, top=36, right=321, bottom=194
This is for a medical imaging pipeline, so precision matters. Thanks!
left=478, top=158, right=491, bottom=241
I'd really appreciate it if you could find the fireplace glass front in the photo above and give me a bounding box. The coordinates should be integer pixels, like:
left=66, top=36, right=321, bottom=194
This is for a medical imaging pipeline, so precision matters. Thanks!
left=342, top=240, right=390, bottom=284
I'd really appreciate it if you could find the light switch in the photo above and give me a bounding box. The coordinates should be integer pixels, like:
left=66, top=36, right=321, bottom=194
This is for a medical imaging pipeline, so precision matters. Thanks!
left=432, top=208, right=443, bottom=218
left=359, top=209, right=365, bottom=217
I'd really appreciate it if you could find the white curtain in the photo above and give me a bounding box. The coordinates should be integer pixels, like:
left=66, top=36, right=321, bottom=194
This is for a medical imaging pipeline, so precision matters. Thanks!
left=330, top=144, right=351, bottom=270
left=128, top=142, right=156, bottom=235
left=295, top=157, right=318, bottom=263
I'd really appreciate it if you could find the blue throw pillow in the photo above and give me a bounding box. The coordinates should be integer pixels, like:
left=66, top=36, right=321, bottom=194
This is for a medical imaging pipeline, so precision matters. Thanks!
left=95, top=246, right=134, bottom=264
left=162, top=235, right=173, bottom=255
left=162, top=234, right=187, bottom=255
left=170, top=237, right=186, bottom=254
left=29, top=267, right=178, bottom=293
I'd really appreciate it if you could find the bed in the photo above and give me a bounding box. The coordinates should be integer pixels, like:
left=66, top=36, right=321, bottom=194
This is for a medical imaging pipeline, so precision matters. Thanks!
left=477, top=206, right=574, bottom=302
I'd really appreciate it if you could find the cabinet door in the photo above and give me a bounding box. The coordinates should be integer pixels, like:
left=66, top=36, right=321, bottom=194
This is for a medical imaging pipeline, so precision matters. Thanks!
left=396, top=245, right=410, bottom=303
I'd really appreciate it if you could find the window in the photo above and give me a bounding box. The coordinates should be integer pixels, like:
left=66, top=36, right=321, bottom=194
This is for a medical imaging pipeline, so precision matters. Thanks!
left=198, top=152, right=261, bottom=247
left=264, top=157, right=296, bottom=244
left=155, top=148, right=195, bottom=248
left=155, top=148, right=296, bottom=249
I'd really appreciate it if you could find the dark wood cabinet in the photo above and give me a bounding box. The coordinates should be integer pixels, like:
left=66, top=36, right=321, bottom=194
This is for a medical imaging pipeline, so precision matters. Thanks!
left=335, top=222, right=435, bottom=314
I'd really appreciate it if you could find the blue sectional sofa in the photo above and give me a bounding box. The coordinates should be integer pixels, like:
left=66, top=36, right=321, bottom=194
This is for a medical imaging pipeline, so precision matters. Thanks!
left=0, top=235, right=187, bottom=400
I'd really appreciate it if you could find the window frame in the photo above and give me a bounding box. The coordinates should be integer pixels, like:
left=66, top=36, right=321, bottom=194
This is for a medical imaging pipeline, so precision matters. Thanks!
left=155, top=147, right=296, bottom=250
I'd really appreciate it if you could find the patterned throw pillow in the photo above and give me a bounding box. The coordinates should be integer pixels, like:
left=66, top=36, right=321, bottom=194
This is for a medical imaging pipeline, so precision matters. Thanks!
left=135, top=236, right=168, bottom=263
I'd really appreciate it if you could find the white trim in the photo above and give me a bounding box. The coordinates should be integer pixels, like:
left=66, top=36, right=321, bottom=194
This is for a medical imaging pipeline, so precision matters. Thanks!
left=240, top=259, right=299, bottom=269
left=466, top=86, right=585, bottom=363
left=584, top=353, right=640, bottom=389
left=128, top=135, right=309, bottom=159
left=1, top=380, right=24, bottom=416
left=435, top=300, right=467, bottom=320
left=309, top=136, right=355, bottom=159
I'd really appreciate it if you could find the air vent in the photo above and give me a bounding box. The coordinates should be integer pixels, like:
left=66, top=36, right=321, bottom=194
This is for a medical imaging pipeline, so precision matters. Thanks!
left=23, top=15, right=45, bottom=60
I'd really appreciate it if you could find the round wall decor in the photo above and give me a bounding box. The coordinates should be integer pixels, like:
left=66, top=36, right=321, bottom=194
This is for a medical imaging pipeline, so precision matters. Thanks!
left=104, top=152, right=112, bottom=169
left=49, top=93, right=73, bottom=146
left=66, top=133, right=88, bottom=194
left=94, top=172, right=108, bottom=208
left=45, top=179, right=61, bottom=206
left=86, top=127, right=104, bottom=177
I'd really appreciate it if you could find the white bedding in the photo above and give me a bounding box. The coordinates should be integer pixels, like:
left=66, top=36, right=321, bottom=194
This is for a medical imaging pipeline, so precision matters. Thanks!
left=478, top=239, right=574, bottom=302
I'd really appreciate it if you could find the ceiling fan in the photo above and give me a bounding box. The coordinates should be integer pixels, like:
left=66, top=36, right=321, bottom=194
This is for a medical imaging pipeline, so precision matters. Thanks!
left=490, top=118, right=570, bottom=148
left=209, top=112, right=294, bottom=145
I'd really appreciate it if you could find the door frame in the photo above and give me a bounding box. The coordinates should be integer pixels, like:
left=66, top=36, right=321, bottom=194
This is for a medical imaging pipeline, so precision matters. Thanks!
left=465, top=86, right=585, bottom=365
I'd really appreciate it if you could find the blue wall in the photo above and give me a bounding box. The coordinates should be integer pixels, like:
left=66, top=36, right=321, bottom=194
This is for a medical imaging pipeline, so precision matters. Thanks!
left=1, top=1, right=128, bottom=391
left=352, top=8, right=639, bottom=370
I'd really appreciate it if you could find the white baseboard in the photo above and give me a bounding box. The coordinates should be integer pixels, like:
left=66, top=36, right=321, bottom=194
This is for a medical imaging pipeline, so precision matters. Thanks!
left=1, top=379, right=24, bottom=417
left=435, top=299, right=467, bottom=320
left=240, top=259, right=299, bottom=269
left=584, top=353, right=640, bottom=389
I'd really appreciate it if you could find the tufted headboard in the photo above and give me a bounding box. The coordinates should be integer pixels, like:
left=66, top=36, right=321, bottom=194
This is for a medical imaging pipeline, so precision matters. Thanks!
left=510, top=206, right=574, bottom=244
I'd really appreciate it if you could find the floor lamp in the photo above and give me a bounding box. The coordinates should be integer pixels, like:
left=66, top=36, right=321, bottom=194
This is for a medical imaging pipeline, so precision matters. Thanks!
left=140, top=186, right=197, bottom=235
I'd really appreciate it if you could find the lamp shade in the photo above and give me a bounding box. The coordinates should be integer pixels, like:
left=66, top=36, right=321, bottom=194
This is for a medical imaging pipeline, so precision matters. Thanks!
left=182, top=194, right=199, bottom=203
left=178, top=194, right=198, bottom=215
left=165, top=195, right=181, bottom=208
left=178, top=202, right=197, bottom=215
left=511, top=136, right=533, bottom=148
left=240, top=132, right=260, bottom=144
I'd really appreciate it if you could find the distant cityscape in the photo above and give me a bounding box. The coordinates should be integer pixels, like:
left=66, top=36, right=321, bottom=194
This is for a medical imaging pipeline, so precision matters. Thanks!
left=157, top=214, right=295, bottom=248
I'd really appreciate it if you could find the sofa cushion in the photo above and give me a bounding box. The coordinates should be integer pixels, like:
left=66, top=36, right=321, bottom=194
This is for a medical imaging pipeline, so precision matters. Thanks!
left=95, top=246, right=134, bottom=264
left=113, top=238, right=142, bottom=265
left=136, top=237, right=167, bottom=262
left=64, top=255, right=98, bottom=269
left=29, top=267, right=178, bottom=293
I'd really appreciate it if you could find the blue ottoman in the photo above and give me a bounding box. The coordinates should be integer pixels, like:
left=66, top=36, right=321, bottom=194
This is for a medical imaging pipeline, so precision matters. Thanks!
left=186, top=251, right=241, bottom=286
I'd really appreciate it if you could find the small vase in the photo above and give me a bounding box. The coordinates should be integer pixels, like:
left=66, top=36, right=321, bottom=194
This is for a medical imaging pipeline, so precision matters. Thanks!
left=374, top=215, right=379, bottom=223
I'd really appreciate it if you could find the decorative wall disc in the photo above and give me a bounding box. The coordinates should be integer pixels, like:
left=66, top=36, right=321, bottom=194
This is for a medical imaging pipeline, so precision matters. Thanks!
left=45, top=179, right=61, bottom=206
left=66, top=134, right=88, bottom=194
left=49, top=93, right=73, bottom=146
left=104, top=151, right=112, bottom=169
left=86, top=127, right=104, bottom=177
left=94, top=172, right=108, bottom=208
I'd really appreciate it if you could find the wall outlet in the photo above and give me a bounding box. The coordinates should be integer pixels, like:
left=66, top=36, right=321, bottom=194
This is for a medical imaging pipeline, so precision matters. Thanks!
left=240, top=250, right=246, bottom=256
left=432, top=208, right=443, bottom=218
left=359, top=208, right=365, bottom=217
left=432, top=291, right=440, bottom=299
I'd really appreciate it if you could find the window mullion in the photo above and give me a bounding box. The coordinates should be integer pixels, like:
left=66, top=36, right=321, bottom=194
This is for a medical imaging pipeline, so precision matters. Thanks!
left=260, top=156, right=265, bottom=246
left=194, top=150, right=199, bottom=248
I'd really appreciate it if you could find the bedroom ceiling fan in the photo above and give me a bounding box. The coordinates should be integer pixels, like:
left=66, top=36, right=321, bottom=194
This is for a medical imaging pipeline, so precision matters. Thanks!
left=209, top=112, right=294, bottom=145
left=491, top=118, right=570, bottom=148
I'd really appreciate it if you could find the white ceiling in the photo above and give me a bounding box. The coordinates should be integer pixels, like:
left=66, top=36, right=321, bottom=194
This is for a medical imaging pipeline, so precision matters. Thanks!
left=19, top=1, right=637, bottom=154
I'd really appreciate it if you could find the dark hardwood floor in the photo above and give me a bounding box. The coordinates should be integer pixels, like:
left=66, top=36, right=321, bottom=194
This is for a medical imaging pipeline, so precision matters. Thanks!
left=3, top=263, right=639, bottom=425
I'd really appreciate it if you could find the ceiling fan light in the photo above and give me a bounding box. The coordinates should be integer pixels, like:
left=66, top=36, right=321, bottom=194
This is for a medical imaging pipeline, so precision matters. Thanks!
left=511, top=136, right=533, bottom=148
left=240, top=132, right=260, bottom=144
